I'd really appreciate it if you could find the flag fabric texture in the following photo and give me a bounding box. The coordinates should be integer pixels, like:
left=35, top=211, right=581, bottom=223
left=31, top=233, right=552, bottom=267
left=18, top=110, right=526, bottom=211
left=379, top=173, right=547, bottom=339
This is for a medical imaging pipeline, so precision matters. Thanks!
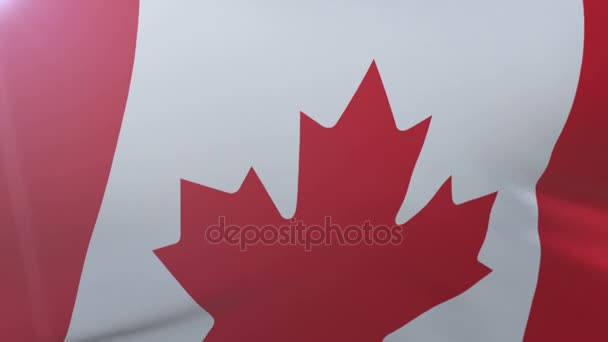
left=1, top=1, right=606, bottom=341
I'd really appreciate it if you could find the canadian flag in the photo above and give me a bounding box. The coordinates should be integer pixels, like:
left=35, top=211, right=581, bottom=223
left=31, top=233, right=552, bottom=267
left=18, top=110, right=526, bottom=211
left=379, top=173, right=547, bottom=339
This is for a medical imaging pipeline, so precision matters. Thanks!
left=0, top=1, right=606, bottom=341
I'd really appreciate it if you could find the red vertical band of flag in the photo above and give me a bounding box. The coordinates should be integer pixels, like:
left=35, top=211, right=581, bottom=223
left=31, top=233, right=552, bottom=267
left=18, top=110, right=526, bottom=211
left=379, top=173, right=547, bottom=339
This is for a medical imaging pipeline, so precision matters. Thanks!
left=525, top=0, right=608, bottom=340
left=0, top=1, right=137, bottom=341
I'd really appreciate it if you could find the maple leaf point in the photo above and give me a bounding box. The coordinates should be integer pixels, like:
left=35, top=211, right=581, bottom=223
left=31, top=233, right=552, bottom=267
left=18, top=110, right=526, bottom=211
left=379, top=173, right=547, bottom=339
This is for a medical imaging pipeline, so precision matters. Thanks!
left=155, top=61, right=496, bottom=342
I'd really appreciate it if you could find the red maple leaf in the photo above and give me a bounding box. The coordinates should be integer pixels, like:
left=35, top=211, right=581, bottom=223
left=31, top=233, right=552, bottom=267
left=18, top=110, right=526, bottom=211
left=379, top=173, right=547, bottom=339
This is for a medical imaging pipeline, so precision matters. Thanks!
left=155, top=62, right=495, bottom=341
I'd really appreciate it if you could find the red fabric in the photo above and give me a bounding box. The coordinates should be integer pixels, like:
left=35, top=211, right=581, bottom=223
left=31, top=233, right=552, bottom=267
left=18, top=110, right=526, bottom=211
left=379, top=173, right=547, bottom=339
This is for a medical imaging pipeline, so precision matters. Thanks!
left=0, top=1, right=137, bottom=340
left=525, top=0, right=608, bottom=340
